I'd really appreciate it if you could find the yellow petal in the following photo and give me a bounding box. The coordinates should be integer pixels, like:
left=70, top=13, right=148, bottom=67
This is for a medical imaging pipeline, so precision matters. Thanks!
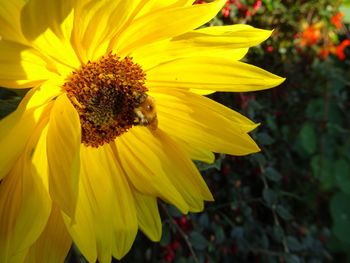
left=20, top=0, right=74, bottom=41
left=69, top=145, right=138, bottom=262
left=149, top=89, right=261, bottom=155
left=146, top=57, right=285, bottom=92
left=133, top=39, right=247, bottom=71
left=189, top=89, right=216, bottom=95
left=0, top=0, right=27, bottom=43
left=28, top=125, right=72, bottom=263
left=133, top=191, right=162, bottom=242
left=114, top=0, right=226, bottom=55
left=134, top=24, right=270, bottom=70
left=0, top=148, right=51, bottom=262
left=169, top=137, right=215, bottom=163
left=0, top=40, right=60, bottom=88
left=79, top=147, right=113, bottom=263
left=27, top=11, right=81, bottom=73
left=30, top=124, right=50, bottom=191
left=0, top=83, right=61, bottom=178
left=20, top=0, right=79, bottom=73
left=47, top=94, right=81, bottom=218
left=129, top=127, right=213, bottom=212
left=62, top=189, right=97, bottom=263
left=136, top=0, right=195, bottom=18
left=25, top=205, right=71, bottom=263
left=115, top=129, right=189, bottom=213
left=72, top=0, right=142, bottom=62
left=176, top=24, right=272, bottom=49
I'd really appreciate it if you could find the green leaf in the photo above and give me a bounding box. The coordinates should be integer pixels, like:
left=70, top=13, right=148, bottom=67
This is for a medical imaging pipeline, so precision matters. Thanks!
left=335, top=159, right=350, bottom=194
left=266, top=115, right=277, bottom=131
left=298, top=123, right=317, bottom=155
left=195, top=154, right=224, bottom=172
left=0, top=88, right=22, bottom=119
left=286, top=236, right=303, bottom=252
left=168, top=205, right=182, bottom=217
left=305, top=99, right=323, bottom=121
left=263, top=188, right=277, bottom=206
left=265, top=167, right=282, bottom=182
left=257, top=132, right=275, bottom=146
left=214, top=226, right=225, bottom=244
left=311, top=155, right=335, bottom=189
left=260, top=234, right=269, bottom=249
left=253, top=153, right=267, bottom=167
left=276, top=205, right=293, bottom=221
left=189, top=232, right=208, bottom=250
left=330, top=193, right=350, bottom=244
left=198, top=213, right=209, bottom=228
left=284, top=254, right=301, bottom=263
left=160, top=225, right=171, bottom=246
left=272, top=226, right=284, bottom=243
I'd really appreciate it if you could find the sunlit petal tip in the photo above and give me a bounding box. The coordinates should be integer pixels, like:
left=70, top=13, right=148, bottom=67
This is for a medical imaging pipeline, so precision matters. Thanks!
left=204, top=189, right=215, bottom=202
left=274, top=76, right=286, bottom=86
left=261, top=76, right=286, bottom=91
left=254, top=70, right=286, bottom=90
left=133, top=192, right=162, bottom=242
left=208, top=195, right=215, bottom=202
left=247, top=142, right=261, bottom=155
left=151, top=235, right=162, bottom=242
left=255, top=28, right=274, bottom=44
left=247, top=122, right=261, bottom=133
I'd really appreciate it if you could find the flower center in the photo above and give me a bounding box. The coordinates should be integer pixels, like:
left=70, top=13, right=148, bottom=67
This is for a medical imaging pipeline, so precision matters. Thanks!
left=63, top=53, right=157, bottom=147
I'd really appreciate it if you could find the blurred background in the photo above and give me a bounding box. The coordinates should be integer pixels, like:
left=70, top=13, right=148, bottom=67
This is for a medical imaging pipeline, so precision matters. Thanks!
left=2, top=0, right=350, bottom=262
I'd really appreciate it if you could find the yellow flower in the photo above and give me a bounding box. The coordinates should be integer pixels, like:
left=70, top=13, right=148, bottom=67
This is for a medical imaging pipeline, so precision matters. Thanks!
left=0, top=0, right=284, bottom=262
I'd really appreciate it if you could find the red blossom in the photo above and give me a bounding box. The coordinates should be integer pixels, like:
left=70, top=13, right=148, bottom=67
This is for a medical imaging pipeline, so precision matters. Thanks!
left=331, top=12, right=343, bottom=29
left=335, top=39, right=350, bottom=60
left=253, top=0, right=262, bottom=11
left=165, top=249, right=175, bottom=262
left=299, top=24, right=322, bottom=46
left=222, top=1, right=231, bottom=18
left=170, top=240, right=181, bottom=250
left=266, top=45, right=274, bottom=52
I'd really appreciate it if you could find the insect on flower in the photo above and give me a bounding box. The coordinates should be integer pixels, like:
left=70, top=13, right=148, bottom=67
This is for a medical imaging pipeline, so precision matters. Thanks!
left=133, top=94, right=158, bottom=130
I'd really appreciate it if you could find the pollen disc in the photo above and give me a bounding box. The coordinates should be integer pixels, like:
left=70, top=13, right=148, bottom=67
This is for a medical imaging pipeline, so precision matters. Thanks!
left=64, top=54, right=152, bottom=147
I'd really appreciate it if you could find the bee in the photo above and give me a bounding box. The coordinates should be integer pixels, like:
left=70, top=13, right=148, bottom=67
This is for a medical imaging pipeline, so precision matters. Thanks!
left=133, top=94, right=158, bottom=130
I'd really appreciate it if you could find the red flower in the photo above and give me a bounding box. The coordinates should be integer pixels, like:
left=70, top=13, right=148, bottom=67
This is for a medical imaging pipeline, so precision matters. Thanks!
left=299, top=24, right=322, bottom=47
left=331, top=12, right=343, bottom=29
left=266, top=45, right=274, bottom=53
left=336, top=39, right=350, bottom=60
left=222, top=1, right=231, bottom=18
left=253, top=0, right=262, bottom=11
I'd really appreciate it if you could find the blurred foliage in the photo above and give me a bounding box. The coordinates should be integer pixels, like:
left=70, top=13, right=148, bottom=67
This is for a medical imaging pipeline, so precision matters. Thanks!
left=1, top=1, right=350, bottom=263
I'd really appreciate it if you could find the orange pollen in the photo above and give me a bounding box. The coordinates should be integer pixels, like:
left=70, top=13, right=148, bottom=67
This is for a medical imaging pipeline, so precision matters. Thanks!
left=63, top=53, right=157, bottom=147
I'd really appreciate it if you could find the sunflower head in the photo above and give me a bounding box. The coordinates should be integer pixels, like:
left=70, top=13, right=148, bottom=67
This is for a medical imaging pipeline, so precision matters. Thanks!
left=64, top=53, right=154, bottom=147
left=0, top=0, right=284, bottom=262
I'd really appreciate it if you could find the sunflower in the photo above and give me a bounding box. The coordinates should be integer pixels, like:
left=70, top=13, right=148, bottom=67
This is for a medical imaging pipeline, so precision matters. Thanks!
left=0, top=0, right=284, bottom=262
